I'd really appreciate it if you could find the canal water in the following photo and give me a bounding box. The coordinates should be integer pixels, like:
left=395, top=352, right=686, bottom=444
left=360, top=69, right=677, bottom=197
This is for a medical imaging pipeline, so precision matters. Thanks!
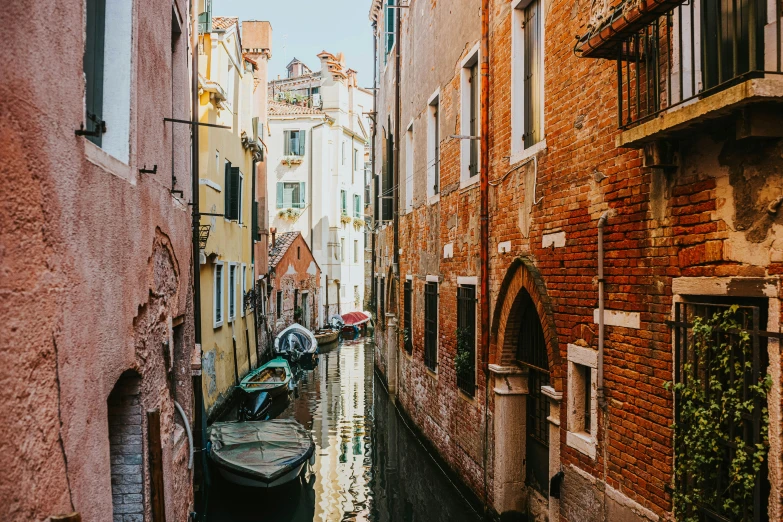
left=208, top=338, right=485, bottom=522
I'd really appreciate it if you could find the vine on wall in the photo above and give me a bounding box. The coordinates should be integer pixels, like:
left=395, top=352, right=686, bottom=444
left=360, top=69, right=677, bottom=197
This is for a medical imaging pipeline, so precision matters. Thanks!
left=665, top=305, right=772, bottom=521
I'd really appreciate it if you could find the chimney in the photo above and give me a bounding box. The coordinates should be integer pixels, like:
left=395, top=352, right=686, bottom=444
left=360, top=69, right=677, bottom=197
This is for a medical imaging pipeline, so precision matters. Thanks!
left=270, top=227, right=277, bottom=248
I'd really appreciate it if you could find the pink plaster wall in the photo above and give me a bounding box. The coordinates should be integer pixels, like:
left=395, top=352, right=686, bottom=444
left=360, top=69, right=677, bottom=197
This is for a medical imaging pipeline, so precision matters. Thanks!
left=0, top=1, right=195, bottom=520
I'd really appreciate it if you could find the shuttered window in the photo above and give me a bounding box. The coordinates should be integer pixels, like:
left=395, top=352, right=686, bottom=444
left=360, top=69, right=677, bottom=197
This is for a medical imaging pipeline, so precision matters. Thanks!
left=252, top=201, right=259, bottom=241
left=224, top=163, right=240, bottom=221
left=341, top=190, right=347, bottom=215
left=457, top=285, right=476, bottom=395
left=276, top=182, right=306, bottom=209
left=424, top=282, right=438, bottom=370
left=84, top=0, right=106, bottom=145
left=523, top=0, right=541, bottom=148
left=469, top=63, right=479, bottom=178
left=354, top=194, right=361, bottom=217
left=404, top=280, right=412, bottom=354
left=283, top=130, right=306, bottom=156
left=385, top=0, right=396, bottom=61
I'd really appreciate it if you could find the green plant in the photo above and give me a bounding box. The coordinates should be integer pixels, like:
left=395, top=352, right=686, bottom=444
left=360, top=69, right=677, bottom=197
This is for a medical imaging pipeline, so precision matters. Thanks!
left=294, top=306, right=304, bottom=322
left=278, top=208, right=301, bottom=221
left=665, top=305, right=772, bottom=522
left=340, top=214, right=352, bottom=226
left=454, top=327, right=474, bottom=385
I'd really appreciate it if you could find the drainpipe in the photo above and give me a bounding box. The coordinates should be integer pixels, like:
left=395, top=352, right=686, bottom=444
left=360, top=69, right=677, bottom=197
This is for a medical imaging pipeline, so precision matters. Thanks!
left=480, top=0, right=491, bottom=514
left=371, top=23, right=378, bottom=318
left=190, top=7, right=206, bottom=520
left=597, top=210, right=610, bottom=409
left=393, top=5, right=401, bottom=278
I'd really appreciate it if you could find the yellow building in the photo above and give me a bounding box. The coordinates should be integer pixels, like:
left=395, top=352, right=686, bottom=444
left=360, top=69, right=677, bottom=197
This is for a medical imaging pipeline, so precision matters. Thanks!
left=197, top=15, right=266, bottom=417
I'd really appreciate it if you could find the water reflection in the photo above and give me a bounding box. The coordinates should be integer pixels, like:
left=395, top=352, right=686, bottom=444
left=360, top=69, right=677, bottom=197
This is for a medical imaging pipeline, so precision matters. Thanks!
left=208, top=339, right=484, bottom=522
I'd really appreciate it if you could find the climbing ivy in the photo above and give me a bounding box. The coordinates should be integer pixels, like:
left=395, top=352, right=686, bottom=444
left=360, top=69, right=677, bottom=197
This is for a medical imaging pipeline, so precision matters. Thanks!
left=665, top=305, right=772, bottom=521
left=454, top=327, right=474, bottom=386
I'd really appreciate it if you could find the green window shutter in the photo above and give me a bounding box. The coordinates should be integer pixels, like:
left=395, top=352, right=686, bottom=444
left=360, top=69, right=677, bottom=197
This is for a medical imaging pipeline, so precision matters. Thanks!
left=252, top=200, right=259, bottom=241
left=299, top=130, right=306, bottom=156
left=224, top=161, right=233, bottom=217
left=299, top=182, right=306, bottom=209
left=283, top=131, right=290, bottom=155
left=84, top=0, right=106, bottom=146
left=276, top=182, right=284, bottom=209
left=229, top=167, right=240, bottom=220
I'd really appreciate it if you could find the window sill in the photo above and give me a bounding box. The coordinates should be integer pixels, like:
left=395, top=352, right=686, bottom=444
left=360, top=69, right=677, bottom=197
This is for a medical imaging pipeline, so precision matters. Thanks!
left=460, top=174, right=480, bottom=191
left=213, top=321, right=224, bottom=329
left=84, top=139, right=134, bottom=184
left=425, top=366, right=439, bottom=379
left=427, top=194, right=440, bottom=205
left=458, top=387, right=478, bottom=404
left=509, top=139, right=547, bottom=165
left=567, top=430, right=596, bottom=459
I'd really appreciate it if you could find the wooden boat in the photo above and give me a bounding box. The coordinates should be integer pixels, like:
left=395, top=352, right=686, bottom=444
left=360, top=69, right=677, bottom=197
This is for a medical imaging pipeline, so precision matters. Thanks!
left=314, top=329, right=339, bottom=345
left=274, top=324, right=318, bottom=361
left=238, top=358, right=291, bottom=398
left=340, top=311, right=371, bottom=337
left=208, top=419, right=316, bottom=488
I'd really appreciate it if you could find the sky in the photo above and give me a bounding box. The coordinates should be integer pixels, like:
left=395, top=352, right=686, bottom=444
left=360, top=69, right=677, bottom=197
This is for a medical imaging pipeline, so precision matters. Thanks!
left=213, top=0, right=376, bottom=88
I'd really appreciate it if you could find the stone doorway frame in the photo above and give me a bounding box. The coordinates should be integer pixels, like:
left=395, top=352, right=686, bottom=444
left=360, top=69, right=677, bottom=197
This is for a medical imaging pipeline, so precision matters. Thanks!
left=489, top=257, right=563, bottom=519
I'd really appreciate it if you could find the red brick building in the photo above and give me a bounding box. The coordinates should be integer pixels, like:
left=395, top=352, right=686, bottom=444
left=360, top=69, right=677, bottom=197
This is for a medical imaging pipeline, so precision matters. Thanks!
left=268, top=231, right=321, bottom=334
left=370, top=0, right=783, bottom=520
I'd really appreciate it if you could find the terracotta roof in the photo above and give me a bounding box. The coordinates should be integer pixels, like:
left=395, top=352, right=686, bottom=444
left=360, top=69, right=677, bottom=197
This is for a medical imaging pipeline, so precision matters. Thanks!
left=269, top=101, right=324, bottom=116
left=212, top=16, right=238, bottom=31
left=268, top=232, right=300, bottom=269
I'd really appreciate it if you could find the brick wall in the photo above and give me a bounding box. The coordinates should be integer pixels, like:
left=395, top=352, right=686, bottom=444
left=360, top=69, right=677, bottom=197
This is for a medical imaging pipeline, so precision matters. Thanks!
left=108, top=372, right=144, bottom=522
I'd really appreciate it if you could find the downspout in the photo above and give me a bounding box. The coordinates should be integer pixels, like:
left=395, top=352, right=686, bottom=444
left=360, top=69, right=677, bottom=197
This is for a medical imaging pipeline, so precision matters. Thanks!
left=371, top=23, right=378, bottom=318
left=597, top=210, right=610, bottom=408
left=190, top=7, right=207, bottom=520
left=480, top=0, right=491, bottom=514
left=393, top=0, right=401, bottom=276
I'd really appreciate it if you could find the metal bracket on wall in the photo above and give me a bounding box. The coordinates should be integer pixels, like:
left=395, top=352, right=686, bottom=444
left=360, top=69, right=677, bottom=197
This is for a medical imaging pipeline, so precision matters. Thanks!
left=139, top=164, right=158, bottom=175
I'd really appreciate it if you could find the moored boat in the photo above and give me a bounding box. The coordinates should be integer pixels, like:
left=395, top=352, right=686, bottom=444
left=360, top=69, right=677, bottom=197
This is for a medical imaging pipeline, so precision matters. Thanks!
left=238, top=357, right=292, bottom=398
left=208, top=419, right=316, bottom=488
left=314, top=329, right=339, bottom=345
left=274, top=324, right=318, bottom=361
left=340, top=311, right=371, bottom=337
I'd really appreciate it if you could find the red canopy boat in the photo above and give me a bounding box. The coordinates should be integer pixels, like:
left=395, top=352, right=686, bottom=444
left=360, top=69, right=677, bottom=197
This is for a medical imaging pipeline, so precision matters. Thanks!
left=340, top=311, right=371, bottom=337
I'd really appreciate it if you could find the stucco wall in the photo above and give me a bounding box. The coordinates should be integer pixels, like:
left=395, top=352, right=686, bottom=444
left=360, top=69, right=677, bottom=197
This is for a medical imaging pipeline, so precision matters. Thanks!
left=0, top=1, right=194, bottom=520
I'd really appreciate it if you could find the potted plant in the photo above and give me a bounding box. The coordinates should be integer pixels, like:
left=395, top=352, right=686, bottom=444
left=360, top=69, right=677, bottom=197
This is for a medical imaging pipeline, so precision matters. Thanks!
left=340, top=214, right=352, bottom=226
left=278, top=208, right=301, bottom=222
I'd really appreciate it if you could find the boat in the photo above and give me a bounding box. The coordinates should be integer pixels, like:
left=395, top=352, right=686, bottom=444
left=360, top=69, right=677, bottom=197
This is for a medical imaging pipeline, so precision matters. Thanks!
left=238, top=357, right=292, bottom=398
left=274, top=324, right=318, bottom=362
left=208, top=419, right=316, bottom=488
left=314, top=329, right=339, bottom=345
left=340, top=311, right=371, bottom=337
left=237, top=390, right=272, bottom=421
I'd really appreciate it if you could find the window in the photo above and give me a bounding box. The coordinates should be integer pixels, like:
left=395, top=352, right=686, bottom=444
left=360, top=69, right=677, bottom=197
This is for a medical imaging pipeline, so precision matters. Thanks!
left=456, top=285, right=476, bottom=395
left=353, top=194, right=361, bottom=217
left=566, top=343, right=598, bottom=458
left=228, top=264, right=237, bottom=321
left=512, top=0, right=543, bottom=154
left=427, top=92, right=440, bottom=198
left=424, top=281, right=438, bottom=371
left=276, top=182, right=305, bottom=209
left=284, top=130, right=306, bottom=156
left=224, top=162, right=241, bottom=220
left=380, top=129, right=394, bottom=221
left=240, top=264, right=247, bottom=318
left=379, top=278, right=385, bottom=319
left=213, top=263, right=224, bottom=328
left=354, top=240, right=359, bottom=263
left=354, top=149, right=360, bottom=171
left=83, top=0, right=132, bottom=162
left=340, top=238, right=346, bottom=262
left=276, top=290, right=282, bottom=318
left=297, top=246, right=301, bottom=260
left=341, top=190, right=348, bottom=215
left=460, top=47, right=480, bottom=185
left=404, top=280, right=412, bottom=353
left=384, top=0, right=396, bottom=62
left=405, top=123, right=413, bottom=211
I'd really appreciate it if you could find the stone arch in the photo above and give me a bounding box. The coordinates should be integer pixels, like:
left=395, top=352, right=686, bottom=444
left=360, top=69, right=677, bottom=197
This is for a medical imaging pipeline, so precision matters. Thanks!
left=107, top=370, right=144, bottom=520
left=491, top=257, right=562, bottom=391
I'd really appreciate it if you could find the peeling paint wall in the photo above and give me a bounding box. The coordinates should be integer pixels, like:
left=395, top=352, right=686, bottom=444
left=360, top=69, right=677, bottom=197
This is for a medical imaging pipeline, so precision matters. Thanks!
left=0, top=1, right=195, bottom=520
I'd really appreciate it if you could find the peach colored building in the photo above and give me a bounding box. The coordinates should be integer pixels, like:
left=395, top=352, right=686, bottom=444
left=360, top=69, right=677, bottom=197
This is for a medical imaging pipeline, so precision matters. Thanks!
left=1, top=0, right=196, bottom=520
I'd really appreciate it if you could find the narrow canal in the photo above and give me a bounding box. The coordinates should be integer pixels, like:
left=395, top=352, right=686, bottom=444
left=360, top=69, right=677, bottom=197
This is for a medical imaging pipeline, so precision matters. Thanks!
left=208, top=338, right=485, bottom=521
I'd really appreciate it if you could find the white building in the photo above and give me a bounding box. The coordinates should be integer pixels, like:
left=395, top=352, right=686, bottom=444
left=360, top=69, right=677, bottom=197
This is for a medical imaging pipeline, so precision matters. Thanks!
left=267, top=51, right=372, bottom=326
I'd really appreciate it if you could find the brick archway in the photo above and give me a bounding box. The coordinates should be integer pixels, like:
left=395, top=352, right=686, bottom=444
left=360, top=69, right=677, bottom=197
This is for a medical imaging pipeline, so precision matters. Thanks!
left=491, top=257, right=562, bottom=391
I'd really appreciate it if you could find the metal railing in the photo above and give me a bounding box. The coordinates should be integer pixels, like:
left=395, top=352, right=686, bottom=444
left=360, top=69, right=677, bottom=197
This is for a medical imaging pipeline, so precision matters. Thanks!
left=456, top=285, right=476, bottom=395
left=617, top=0, right=782, bottom=128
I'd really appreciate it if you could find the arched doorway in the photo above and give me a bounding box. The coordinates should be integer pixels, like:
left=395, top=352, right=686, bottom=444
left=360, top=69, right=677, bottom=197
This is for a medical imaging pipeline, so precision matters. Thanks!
left=107, top=371, right=143, bottom=520
left=515, top=289, right=550, bottom=497
left=490, top=258, right=561, bottom=520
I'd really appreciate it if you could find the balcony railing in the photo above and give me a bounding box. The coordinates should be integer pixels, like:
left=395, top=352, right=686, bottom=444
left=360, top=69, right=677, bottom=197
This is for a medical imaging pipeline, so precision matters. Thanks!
left=579, top=0, right=783, bottom=129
